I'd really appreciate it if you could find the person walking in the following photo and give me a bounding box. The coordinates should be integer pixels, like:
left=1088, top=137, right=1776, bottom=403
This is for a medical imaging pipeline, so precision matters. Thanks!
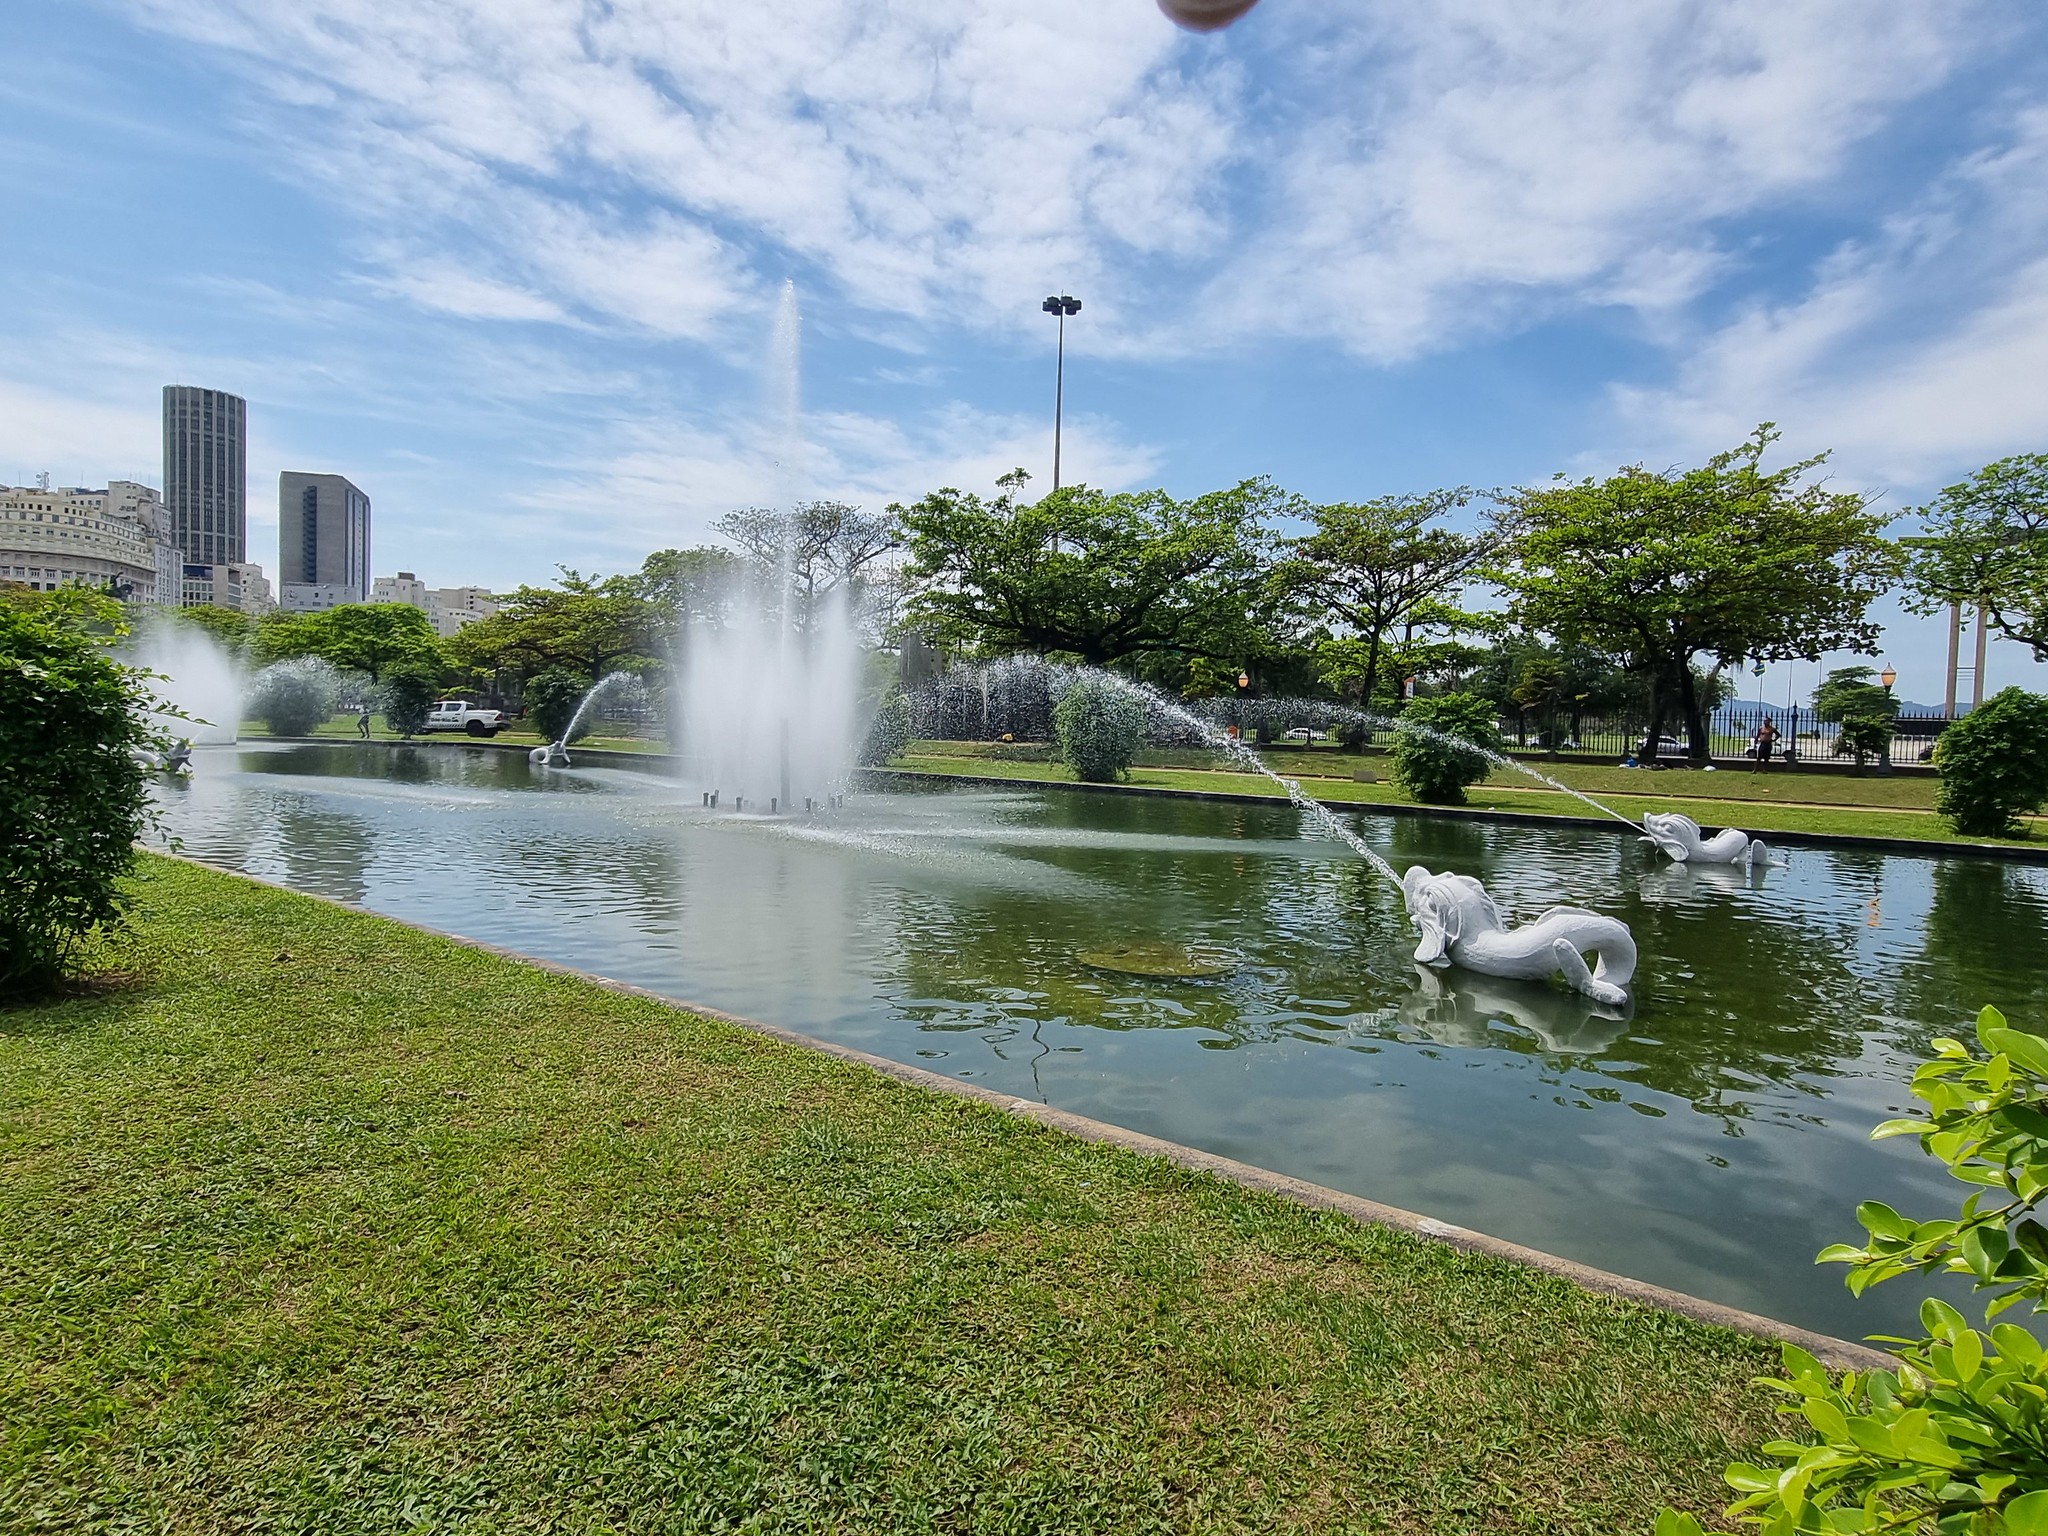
left=1750, top=716, right=1779, bottom=772
left=356, top=703, right=372, bottom=740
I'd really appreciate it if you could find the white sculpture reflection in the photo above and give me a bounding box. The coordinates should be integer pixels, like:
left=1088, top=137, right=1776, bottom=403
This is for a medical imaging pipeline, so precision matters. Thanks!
left=1401, top=866, right=1637, bottom=1007
left=1640, top=811, right=1781, bottom=868
left=1399, top=965, right=1630, bottom=1056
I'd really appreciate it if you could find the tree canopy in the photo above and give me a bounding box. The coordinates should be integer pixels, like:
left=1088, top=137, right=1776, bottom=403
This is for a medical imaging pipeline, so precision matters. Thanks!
left=1278, top=490, right=1495, bottom=706
left=257, top=603, right=443, bottom=682
left=895, top=473, right=1288, bottom=667
left=1489, top=425, right=1900, bottom=761
left=1904, top=453, right=2048, bottom=659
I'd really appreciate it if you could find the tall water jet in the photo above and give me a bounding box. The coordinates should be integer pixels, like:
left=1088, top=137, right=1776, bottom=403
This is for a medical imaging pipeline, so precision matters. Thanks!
left=768, top=278, right=803, bottom=509
left=677, top=581, right=864, bottom=810
left=129, top=620, right=242, bottom=744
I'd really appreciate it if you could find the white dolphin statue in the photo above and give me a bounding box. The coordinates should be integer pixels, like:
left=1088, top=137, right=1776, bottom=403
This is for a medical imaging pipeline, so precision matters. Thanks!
left=1401, top=866, right=1637, bottom=1008
left=1640, top=811, right=1780, bottom=867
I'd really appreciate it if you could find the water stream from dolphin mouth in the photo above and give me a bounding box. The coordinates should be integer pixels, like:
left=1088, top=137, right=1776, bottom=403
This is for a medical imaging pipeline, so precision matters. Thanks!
left=1106, top=678, right=1408, bottom=890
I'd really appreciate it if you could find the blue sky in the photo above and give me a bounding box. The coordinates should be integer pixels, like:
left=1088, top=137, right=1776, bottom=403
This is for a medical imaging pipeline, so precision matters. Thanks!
left=4, top=0, right=2048, bottom=705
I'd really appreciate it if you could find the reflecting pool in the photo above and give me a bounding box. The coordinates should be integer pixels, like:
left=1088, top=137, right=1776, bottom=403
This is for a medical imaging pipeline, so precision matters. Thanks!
left=152, top=742, right=2048, bottom=1339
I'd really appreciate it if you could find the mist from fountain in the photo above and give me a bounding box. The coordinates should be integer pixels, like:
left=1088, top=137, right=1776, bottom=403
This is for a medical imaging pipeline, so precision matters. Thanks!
left=676, top=583, right=865, bottom=811
left=129, top=622, right=242, bottom=744
left=664, top=280, right=869, bottom=812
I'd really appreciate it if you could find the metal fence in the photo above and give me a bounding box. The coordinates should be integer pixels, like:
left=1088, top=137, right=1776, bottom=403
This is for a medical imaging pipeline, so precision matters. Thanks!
left=910, top=672, right=1952, bottom=768
left=1495, top=706, right=1951, bottom=767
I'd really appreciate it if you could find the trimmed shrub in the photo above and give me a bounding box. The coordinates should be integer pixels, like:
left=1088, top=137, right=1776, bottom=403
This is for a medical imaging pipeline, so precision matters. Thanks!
left=1334, top=718, right=1370, bottom=752
left=0, top=604, right=162, bottom=994
left=1388, top=692, right=1502, bottom=805
left=1935, top=687, right=2048, bottom=836
left=378, top=655, right=444, bottom=740
left=248, top=659, right=337, bottom=737
left=524, top=668, right=590, bottom=745
left=1053, top=675, right=1148, bottom=782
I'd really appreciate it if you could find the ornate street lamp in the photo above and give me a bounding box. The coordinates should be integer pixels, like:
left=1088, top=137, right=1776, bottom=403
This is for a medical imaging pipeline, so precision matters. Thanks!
left=1880, top=664, right=1898, bottom=692
left=1041, top=294, right=1081, bottom=490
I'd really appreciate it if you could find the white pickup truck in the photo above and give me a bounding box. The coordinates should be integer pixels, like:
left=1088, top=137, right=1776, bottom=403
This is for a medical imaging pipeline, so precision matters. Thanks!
left=421, top=699, right=509, bottom=737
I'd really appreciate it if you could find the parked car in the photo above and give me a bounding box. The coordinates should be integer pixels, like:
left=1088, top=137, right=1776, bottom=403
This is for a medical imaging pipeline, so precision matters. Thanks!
left=421, top=699, right=508, bottom=737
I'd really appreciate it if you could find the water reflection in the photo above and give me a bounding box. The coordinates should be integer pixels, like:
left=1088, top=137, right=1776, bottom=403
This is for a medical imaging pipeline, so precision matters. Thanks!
left=149, top=743, right=2048, bottom=1338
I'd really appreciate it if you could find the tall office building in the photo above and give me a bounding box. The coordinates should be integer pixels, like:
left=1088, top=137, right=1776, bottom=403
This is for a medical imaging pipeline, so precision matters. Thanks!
left=162, top=386, right=247, bottom=566
left=278, top=471, right=371, bottom=611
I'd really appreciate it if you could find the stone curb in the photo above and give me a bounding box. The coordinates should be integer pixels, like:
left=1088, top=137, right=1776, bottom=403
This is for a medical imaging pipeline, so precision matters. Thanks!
left=160, top=850, right=1893, bottom=1371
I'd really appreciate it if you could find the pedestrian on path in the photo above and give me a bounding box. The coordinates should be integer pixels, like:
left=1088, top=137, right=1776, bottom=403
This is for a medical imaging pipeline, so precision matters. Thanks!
left=1750, top=717, right=1779, bottom=772
left=357, top=704, right=372, bottom=739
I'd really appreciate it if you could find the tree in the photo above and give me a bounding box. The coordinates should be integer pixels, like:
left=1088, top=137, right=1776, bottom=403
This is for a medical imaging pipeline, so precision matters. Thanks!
left=445, top=573, right=652, bottom=684
left=1280, top=491, right=1495, bottom=707
left=310, top=603, right=442, bottom=681
left=1812, top=664, right=1900, bottom=772
left=631, top=546, right=742, bottom=654
left=897, top=472, right=1287, bottom=668
left=1935, top=688, right=2048, bottom=836
left=0, top=603, right=162, bottom=994
left=1905, top=454, right=2048, bottom=659
left=378, top=656, right=443, bottom=740
left=1388, top=693, right=1503, bottom=804
left=160, top=602, right=257, bottom=660
left=1492, top=426, right=1901, bottom=764
left=714, top=503, right=898, bottom=631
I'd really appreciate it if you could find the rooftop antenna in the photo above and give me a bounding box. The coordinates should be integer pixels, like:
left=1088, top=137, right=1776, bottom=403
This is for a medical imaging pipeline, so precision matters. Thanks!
left=36, top=471, right=50, bottom=490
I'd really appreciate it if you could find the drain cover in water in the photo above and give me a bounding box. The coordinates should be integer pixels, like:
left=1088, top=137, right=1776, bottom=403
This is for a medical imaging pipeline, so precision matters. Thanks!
left=1077, top=940, right=1239, bottom=980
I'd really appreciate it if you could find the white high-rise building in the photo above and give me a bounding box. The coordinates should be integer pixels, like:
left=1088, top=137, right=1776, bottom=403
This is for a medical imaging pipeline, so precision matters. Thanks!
left=0, top=480, right=182, bottom=604
left=372, top=571, right=499, bottom=636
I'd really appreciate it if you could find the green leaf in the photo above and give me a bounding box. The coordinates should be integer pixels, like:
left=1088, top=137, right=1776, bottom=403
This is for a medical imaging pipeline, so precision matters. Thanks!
left=1859, top=1202, right=1914, bottom=1241
left=2003, top=1488, right=2048, bottom=1535
left=1654, top=1512, right=1708, bottom=1536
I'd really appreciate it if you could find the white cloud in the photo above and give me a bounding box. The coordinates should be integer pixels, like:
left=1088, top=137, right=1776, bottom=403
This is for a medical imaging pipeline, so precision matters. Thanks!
left=1198, top=0, right=1979, bottom=359
left=124, top=0, right=1240, bottom=341
left=1608, top=105, right=2048, bottom=490
left=115, top=0, right=2021, bottom=372
left=505, top=401, right=1165, bottom=571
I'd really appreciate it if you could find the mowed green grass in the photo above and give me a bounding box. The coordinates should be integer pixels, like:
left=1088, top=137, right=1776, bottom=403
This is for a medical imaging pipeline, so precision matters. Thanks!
left=1, top=857, right=1784, bottom=1534
left=892, top=746, right=2043, bottom=849
left=239, top=716, right=669, bottom=753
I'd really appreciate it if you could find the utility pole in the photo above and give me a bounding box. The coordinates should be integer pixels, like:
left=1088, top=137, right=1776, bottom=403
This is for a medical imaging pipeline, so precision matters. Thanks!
left=1041, top=295, right=1081, bottom=489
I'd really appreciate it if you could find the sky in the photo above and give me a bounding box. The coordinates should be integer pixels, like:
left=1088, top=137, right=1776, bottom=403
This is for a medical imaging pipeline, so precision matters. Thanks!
left=3, top=0, right=2047, bottom=707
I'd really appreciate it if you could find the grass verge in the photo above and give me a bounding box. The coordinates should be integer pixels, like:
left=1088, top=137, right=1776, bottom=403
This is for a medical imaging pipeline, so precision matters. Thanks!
left=892, top=748, right=2043, bottom=851
left=238, top=716, right=669, bottom=753
left=1, top=856, right=1782, bottom=1534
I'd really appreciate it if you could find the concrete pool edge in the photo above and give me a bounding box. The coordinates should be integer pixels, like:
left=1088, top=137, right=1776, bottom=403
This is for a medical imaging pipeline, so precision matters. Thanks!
left=159, top=849, right=1894, bottom=1372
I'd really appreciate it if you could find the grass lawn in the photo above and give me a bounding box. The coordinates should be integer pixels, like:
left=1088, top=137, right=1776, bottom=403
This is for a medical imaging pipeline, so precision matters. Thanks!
left=0, top=856, right=1785, bottom=1534
left=239, top=715, right=670, bottom=754
left=893, top=744, right=2045, bottom=851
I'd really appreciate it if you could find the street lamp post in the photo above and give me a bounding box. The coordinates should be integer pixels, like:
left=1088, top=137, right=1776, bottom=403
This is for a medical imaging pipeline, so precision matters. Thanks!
left=1041, top=294, right=1081, bottom=490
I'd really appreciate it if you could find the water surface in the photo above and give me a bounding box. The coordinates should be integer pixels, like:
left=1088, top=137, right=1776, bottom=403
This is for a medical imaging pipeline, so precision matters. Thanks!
left=151, top=743, right=2048, bottom=1339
